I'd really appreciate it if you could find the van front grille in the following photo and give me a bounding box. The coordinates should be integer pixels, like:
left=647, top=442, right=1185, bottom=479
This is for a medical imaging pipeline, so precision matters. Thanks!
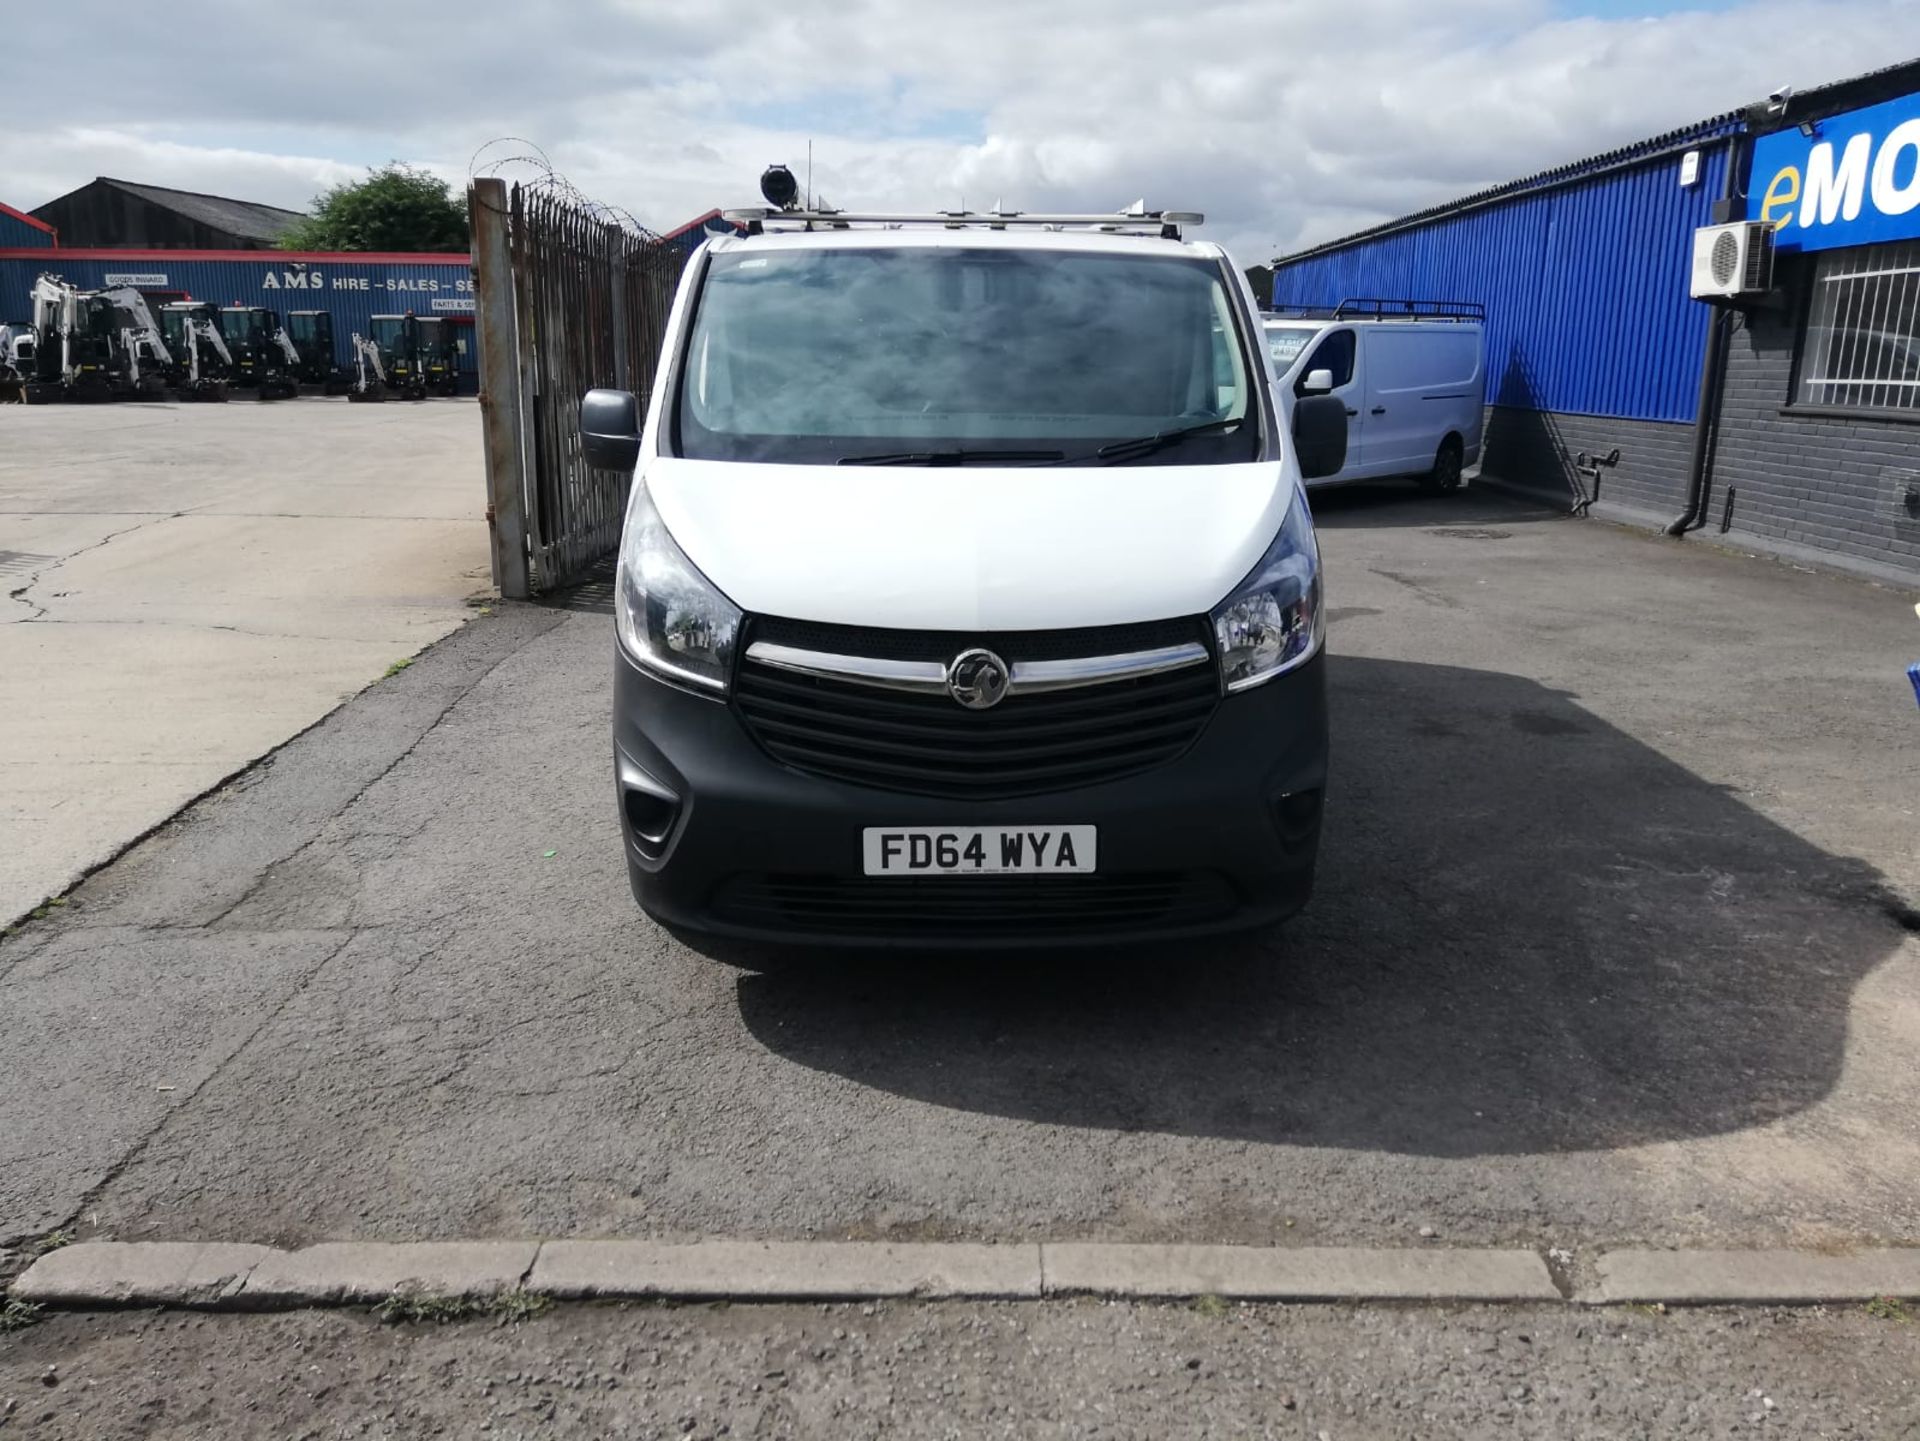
left=730, top=617, right=1220, bottom=800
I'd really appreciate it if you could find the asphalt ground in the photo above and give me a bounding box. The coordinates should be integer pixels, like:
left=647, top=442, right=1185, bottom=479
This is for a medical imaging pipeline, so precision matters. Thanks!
left=5, top=1298, right=1918, bottom=1439
left=2, top=482, right=1917, bottom=1263
left=0, top=399, right=487, bottom=923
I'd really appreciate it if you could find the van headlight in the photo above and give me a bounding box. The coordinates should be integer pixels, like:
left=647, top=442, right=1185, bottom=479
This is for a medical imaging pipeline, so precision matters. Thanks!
left=616, top=485, right=741, bottom=694
left=1210, top=495, right=1323, bottom=691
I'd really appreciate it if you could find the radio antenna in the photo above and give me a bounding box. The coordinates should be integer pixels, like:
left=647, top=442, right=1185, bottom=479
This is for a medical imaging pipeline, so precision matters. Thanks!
left=806, top=140, right=813, bottom=210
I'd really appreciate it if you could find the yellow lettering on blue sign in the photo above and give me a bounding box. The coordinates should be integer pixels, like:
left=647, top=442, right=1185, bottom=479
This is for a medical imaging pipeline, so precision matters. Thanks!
left=1759, top=165, right=1800, bottom=231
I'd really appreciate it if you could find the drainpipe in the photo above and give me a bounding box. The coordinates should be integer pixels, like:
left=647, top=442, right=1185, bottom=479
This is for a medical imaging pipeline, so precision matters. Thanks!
left=1668, top=130, right=1748, bottom=536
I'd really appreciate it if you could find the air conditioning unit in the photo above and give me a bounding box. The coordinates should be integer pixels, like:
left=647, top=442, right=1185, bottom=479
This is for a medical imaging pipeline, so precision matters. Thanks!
left=1690, top=221, right=1775, bottom=300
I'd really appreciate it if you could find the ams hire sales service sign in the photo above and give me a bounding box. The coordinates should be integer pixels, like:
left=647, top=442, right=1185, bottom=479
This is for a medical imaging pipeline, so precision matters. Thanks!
left=1752, top=91, right=1920, bottom=252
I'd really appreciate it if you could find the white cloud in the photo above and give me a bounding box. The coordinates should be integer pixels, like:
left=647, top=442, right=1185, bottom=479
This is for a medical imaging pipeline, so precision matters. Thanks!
left=0, top=130, right=364, bottom=215
left=7, top=0, right=1920, bottom=263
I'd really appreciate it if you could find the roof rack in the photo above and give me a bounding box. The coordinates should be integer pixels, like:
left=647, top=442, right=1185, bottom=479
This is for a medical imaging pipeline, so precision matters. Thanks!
left=1331, top=298, right=1485, bottom=322
left=1262, top=299, right=1485, bottom=322
left=720, top=203, right=1205, bottom=241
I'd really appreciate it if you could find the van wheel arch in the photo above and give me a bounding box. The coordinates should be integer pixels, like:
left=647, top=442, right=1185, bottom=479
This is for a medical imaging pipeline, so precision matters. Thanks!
left=1421, top=433, right=1465, bottom=494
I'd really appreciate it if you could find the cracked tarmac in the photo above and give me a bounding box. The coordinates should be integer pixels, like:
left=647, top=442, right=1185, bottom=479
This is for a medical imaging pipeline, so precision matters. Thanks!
left=0, top=400, right=489, bottom=922
left=3, top=482, right=1917, bottom=1267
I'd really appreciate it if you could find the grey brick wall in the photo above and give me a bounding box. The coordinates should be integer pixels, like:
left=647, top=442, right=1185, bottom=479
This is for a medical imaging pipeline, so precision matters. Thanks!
left=1479, top=404, right=1695, bottom=516
left=1708, top=258, right=1920, bottom=580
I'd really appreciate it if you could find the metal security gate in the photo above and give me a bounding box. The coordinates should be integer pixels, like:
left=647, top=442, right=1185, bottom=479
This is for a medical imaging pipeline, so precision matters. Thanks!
left=469, top=176, right=689, bottom=596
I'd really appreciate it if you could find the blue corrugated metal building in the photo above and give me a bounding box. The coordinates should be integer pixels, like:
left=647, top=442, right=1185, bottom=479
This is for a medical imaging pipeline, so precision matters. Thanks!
left=1268, top=59, right=1920, bottom=585
left=1269, top=116, right=1741, bottom=519
left=0, top=203, right=58, bottom=250
left=0, top=246, right=477, bottom=380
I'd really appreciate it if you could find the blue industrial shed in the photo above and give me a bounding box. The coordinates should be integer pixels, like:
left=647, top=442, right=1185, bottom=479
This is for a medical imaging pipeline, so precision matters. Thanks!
left=1270, top=120, right=1737, bottom=425
left=1270, top=58, right=1920, bottom=585
left=0, top=203, right=57, bottom=250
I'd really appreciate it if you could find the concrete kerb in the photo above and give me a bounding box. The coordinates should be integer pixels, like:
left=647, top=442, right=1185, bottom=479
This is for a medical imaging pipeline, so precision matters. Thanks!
left=11, top=1241, right=1920, bottom=1312
left=9, top=1243, right=276, bottom=1307
left=1042, top=1244, right=1559, bottom=1303
left=1587, top=1249, right=1920, bottom=1306
left=240, top=1242, right=542, bottom=1309
left=530, top=1240, right=1043, bottom=1301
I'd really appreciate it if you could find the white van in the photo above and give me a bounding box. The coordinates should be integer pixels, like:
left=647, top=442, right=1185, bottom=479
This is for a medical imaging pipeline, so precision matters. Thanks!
left=1263, top=304, right=1484, bottom=492
left=582, top=185, right=1352, bottom=948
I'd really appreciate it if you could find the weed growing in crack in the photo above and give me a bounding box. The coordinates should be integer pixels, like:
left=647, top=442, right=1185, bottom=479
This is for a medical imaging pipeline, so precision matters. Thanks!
left=1190, top=1294, right=1230, bottom=1319
left=0, top=1300, right=43, bottom=1334
left=375, top=1287, right=551, bottom=1326
left=1866, top=1296, right=1912, bottom=1323
left=35, top=1231, right=72, bottom=1255
left=383, top=658, right=414, bottom=679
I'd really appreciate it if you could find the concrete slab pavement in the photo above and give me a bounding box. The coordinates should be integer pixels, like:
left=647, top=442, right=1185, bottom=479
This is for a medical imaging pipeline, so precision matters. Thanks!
left=0, top=400, right=488, bottom=923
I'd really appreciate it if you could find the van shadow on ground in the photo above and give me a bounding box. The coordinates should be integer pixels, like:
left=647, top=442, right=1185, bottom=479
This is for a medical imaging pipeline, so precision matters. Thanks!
left=731, top=653, right=1911, bottom=1159
left=1300, top=478, right=1564, bottom=531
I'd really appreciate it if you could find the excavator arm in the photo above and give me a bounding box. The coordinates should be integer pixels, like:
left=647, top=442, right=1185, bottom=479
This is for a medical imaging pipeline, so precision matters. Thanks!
left=97, top=286, right=172, bottom=369
left=192, top=318, right=235, bottom=368
left=29, top=274, right=80, bottom=381
left=352, top=333, right=388, bottom=384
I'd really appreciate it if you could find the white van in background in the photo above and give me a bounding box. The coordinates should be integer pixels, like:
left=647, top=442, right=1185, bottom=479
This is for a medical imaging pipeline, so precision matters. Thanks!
left=1263, top=302, right=1484, bottom=492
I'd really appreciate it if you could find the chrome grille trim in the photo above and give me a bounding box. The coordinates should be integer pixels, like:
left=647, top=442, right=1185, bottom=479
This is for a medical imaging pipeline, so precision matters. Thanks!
left=743, top=639, right=1210, bottom=696
left=1009, top=642, right=1210, bottom=693
left=746, top=642, right=948, bottom=694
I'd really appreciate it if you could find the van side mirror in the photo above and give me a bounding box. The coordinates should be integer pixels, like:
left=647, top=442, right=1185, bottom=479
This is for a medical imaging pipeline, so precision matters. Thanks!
left=1300, top=367, right=1334, bottom=395
left=1292, top=394, right=1349, bottom=480
left=581, top=388, right=642, bottom=471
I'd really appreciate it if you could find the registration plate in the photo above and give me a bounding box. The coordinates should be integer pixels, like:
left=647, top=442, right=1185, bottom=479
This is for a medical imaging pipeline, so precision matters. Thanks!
left=862, top=826, right=1097, bottom=876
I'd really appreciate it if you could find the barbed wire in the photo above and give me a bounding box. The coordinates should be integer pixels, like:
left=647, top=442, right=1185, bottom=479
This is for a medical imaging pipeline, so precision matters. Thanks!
left=467, top=138, right=663, bottom=241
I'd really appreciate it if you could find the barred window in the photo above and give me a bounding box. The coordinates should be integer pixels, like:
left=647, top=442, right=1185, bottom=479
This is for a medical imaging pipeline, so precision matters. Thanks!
left=1798, top=240, right=1920, bottom=412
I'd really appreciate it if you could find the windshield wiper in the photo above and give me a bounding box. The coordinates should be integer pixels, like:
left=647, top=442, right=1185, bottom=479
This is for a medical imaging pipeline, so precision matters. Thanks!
left=1083, top=416, right=1245, bottom=465
left=837, top=446, right=1067, bottom=466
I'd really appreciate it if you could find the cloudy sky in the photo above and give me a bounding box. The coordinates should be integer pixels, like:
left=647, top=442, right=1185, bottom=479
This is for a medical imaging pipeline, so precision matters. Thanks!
left=7, top=0, right=1919, bottom=262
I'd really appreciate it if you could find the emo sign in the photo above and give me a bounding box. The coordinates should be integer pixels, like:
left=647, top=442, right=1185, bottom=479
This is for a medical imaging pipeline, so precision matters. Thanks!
left=1751, top=92, right=1920, bottom=253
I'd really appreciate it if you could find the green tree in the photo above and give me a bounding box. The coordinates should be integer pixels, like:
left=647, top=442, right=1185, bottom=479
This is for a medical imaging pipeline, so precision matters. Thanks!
left=279, top=163, right=469, bottom=252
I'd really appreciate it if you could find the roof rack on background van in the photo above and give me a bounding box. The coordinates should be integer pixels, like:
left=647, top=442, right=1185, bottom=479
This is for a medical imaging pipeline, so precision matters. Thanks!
left=1331, top=298, right=1485, bottom=322
left=1262, top=300, right=1485, bottom=322
left=721, top=204, right=1205, bottom=241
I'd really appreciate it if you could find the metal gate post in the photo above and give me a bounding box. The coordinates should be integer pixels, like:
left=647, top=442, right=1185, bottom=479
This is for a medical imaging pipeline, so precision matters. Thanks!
left=607, top=222, right=631, bottom=393
left=512, top=189, right=545, bottom=589
left=469, top=177, right=531, bottom=600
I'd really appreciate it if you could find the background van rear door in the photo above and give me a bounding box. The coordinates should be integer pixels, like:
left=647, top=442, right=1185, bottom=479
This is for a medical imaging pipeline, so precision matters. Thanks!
left=1362, top=329, right=1482, bottom=475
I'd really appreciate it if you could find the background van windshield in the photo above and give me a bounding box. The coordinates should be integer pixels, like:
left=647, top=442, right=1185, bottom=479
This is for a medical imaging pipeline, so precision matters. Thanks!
left=675, top=248, right=1256, bottom=465
left=1264, top=326, right=1316, bottom=369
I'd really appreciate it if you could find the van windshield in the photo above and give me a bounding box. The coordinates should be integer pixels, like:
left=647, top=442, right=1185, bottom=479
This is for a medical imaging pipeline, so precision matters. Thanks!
left=674, top=247, right=1258, bottom=465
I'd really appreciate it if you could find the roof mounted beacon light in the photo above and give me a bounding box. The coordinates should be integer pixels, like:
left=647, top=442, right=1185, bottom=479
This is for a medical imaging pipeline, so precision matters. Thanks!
left=759, top=164, right=800, bottom=211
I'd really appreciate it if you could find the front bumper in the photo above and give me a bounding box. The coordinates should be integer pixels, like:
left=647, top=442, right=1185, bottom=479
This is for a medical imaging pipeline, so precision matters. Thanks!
left=613, top=648, right=1328, bottom=948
